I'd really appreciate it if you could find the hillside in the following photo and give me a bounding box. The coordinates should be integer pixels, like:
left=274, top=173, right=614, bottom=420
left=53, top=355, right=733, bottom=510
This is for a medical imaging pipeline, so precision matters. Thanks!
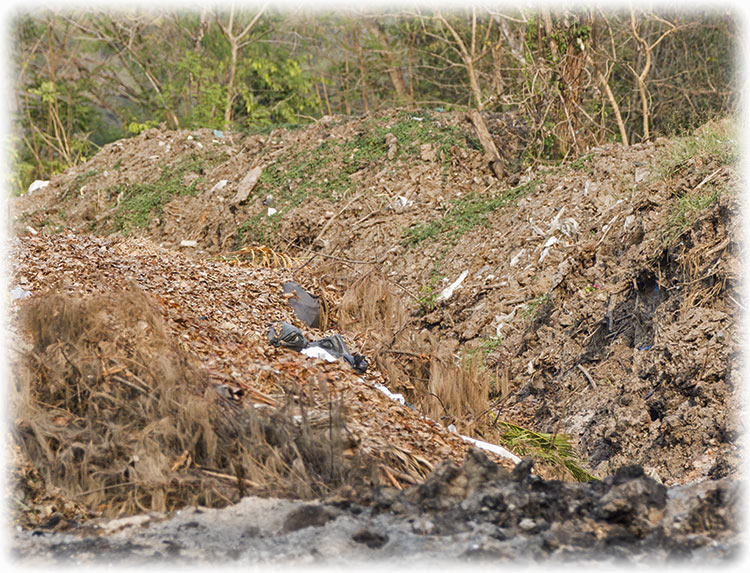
left=8, top=109, right=742, bottom=564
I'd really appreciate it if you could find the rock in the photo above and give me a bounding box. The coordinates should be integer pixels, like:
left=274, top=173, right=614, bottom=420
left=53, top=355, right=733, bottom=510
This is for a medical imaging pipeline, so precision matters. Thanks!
left=282, top=505, right=337, bottom=532
left=232, top=166, right=263, bottom=204
left=351, top=529, right=388, bottom=549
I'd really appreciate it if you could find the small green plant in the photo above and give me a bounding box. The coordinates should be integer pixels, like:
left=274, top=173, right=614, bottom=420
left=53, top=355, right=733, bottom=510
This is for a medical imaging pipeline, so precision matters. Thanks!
left=416, top=267, right=446, bottom=313
left=584, top=283, right=600, bottom=294
left=495, top=419, right=597, bottom=482
left=522, top=293, right=551, bottom=319
left=127, top=119, right=160, bottom=135
left=567, top=152, right=594, bottom=173
left=62, top=168, right=98, bottom=199
left=478, top=335, right=503, bottom=355
left=112, top=159, right=206, bottom=233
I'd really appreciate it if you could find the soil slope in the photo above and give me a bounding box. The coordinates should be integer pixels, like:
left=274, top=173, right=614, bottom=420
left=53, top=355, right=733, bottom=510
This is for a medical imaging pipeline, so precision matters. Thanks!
left=7, top=109, right=743, bottom=563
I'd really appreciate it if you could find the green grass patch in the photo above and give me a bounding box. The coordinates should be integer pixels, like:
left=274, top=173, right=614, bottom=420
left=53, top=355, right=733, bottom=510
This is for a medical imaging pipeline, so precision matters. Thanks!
left=404, top=179, right=539, bottom=247
left=657, top=117, right=739, bottom=179
left=495, top=419, right=597, bottom=482
left=522, top=292, right=551, bottom=319
left=60, top=169, right=99, bottom=201
left=662, top=185, right=721, bottom=248
left=240, top=112, right=476, bottom=248
left=567, top=152, right=594, bottom=173
left=112, top=154, right=211, bottom=234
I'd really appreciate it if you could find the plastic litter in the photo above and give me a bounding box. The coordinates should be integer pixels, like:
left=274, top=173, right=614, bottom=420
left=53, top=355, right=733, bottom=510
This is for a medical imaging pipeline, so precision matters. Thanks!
left=267, top=321, right=309, bottom=350
left=27, top=180, right=49, bottom=195
left=437, top=270, right=468, bottom=302
left=301, top=346, right=337, bottom=362
left=373, top=383, right=406, bottom=405
left=209, top=180, right=228, bottom=193
left=309, top=334, right=369, bottom=373
left=282, top=281, right=320, bottom=328
left=267, top=323, right=368, bottom=373
left=11, top=286, right=32, bottom=300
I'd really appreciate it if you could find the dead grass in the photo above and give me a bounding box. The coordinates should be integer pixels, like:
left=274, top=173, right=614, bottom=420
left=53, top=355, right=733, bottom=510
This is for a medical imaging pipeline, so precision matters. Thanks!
left=339, top=270, right=488, bottom=431
left=11, top=285, right=369, bottom=518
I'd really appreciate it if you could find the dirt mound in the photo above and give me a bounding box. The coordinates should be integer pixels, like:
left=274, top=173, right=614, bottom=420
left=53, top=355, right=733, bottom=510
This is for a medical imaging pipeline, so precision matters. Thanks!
left=8, top=231, right=520, bottom=527
left=9, top=110, right=741, bottom=529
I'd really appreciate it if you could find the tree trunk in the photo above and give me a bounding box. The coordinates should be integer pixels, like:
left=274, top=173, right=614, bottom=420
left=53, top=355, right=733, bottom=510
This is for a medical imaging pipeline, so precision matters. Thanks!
left=354, top=23, right=370, bottom=114
left=364, top=20, right=411, bottom=106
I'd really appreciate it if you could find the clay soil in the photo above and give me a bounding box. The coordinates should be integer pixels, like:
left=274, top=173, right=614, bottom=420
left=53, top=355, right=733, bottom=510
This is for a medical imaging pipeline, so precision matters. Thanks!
left=7, top=109, right=743, bottom=562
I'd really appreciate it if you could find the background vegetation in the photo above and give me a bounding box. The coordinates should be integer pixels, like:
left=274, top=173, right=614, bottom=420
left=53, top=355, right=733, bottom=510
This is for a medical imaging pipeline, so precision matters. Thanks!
left=10, top=5, right=738, bottom=194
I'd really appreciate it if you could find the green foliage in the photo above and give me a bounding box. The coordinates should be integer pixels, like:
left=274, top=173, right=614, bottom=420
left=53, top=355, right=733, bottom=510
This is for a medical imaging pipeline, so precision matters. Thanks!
left=11, top=10, right=738, bottom=194
left=403, top=179, right=539, bottom=247
left=239, top=56, right=316, bottom=127
left=495, top=419, right=598, bottom=482
left=567, top=152, right=594, bottom=173
left=127, top=120, right=160, bottom=136
left=662, top=187, right=721, bottom=249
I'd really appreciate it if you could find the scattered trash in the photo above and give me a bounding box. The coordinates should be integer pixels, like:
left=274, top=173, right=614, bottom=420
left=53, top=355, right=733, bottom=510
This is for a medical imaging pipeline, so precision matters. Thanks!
left=11, top=286, right=32, bottom=300
left=282, top=281, right=320, bottom=328
left=437, top=270, right=468, bottom=302
left=308, top=334, right=368, bottom=373
left=267, top=207, right=278, bottom=216
left=25, top=226, right=38, bottom=236
left=456, top=434, right=522, bottom=464
left=510, top=249, right=525, bottom=267
left=538, top=236, right=558, bottom=263
left=374, top=383, right=406, bottom=405
left=213, top=129, right=225, bottom=139
left=27, top=180, right=49, bottom=195
left=267, top=321, right=309, bottom=351
left=267, top=323, right=368, bottom=373
left=301, top=346, right=337, bottom=362
left=393, top=195, right=413, bottom=210
left=179, top=240, right=198, bottom=248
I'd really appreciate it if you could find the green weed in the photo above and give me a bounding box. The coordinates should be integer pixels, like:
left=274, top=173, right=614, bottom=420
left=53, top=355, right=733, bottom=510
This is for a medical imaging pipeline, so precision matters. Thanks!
left=662, top=185, right=721, bottom=248
left=495, top=419, right=597, bottom=482
left=522, top=293, right=551, bottom=319
left=242, top=113, right=475, bottom=248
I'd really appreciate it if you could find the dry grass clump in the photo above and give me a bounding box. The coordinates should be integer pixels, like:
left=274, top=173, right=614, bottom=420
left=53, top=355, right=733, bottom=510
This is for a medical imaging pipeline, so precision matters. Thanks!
left=339, top=270, right=488, bottom=431
left=11, top=286, right=366, bottom=518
